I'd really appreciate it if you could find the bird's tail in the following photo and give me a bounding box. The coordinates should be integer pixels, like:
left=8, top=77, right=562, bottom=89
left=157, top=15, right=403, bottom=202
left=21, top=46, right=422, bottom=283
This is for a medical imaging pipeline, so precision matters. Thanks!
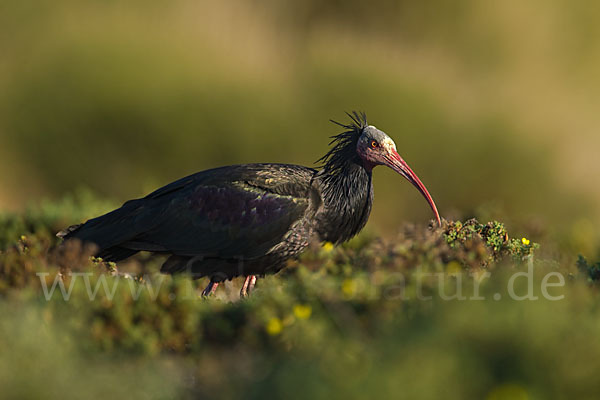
left=56, top=200, right=149, bottom=261
left=56, top=224, right=83, bottom=239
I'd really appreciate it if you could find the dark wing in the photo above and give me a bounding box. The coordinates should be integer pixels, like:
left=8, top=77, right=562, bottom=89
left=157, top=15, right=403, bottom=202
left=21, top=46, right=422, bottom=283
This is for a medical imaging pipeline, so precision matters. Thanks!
left=60, top=164, right=316, bottom=260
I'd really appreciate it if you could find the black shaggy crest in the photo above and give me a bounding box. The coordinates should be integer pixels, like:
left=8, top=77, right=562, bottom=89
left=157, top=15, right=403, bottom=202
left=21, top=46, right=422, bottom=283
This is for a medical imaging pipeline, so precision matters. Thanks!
left=317, top=111, right=368, bottom=174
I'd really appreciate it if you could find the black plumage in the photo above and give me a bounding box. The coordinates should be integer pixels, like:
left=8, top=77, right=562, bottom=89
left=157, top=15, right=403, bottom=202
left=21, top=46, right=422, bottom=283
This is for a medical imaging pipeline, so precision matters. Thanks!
left=58, top=112, right=440, bottom=296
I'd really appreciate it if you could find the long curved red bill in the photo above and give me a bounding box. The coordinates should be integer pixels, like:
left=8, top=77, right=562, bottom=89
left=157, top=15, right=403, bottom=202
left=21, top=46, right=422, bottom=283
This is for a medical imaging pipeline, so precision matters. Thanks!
left=386, top=150, right=441, bottom=226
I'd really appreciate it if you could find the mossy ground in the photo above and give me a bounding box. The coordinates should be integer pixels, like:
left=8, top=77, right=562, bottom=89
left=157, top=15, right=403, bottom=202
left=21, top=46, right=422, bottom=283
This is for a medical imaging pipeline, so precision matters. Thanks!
left=1, top=192, right=599, bottom=399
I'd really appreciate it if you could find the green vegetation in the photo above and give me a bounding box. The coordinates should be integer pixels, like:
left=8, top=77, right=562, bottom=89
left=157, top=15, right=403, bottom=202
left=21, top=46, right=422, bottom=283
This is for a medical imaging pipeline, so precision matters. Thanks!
left=2, top=0, right=600, bottom=398
left=1, top=193, right=599, bottom=399
left=577, top=255, right=600, bottom=282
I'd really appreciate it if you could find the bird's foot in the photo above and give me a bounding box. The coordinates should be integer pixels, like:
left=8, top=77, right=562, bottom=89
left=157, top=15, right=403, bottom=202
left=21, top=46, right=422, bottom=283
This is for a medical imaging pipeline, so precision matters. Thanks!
left=201, top=281, right=219, bottom=297
left=240, top=275, right=257, bottom=298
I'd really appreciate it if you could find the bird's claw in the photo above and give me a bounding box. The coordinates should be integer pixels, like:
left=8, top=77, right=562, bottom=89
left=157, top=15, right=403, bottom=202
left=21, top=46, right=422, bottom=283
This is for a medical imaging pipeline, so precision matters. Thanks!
left=201, top=281, right=219, bottom=297
left=201, top=276, right=257, bottom=298
left=240, top=275, right=257, bottom=298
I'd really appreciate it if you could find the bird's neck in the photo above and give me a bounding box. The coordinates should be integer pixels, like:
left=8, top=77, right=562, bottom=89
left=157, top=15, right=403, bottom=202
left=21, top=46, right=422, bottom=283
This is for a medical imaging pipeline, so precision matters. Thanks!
left=315, top=160, right=373, bottom=244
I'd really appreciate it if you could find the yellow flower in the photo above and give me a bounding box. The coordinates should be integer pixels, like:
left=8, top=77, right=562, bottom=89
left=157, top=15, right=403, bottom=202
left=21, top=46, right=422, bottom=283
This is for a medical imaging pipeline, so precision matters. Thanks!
left=293, top=304, right=312, bottom=320
left=341, top=278, right=356, bottom=297
left=265, top=317, right=283, bottom=335
left=521, top=237, right=530, bottom=246
left=322, top=242, right=334, bottom=252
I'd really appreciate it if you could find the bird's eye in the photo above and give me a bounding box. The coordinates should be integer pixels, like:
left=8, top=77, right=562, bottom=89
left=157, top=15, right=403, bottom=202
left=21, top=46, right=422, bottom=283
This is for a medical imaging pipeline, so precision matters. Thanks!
left=370, top=140, right=379, bottom=149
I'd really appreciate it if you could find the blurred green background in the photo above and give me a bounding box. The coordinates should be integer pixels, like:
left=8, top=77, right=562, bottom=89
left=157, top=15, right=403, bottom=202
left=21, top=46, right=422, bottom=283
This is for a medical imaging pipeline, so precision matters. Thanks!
left=1, top=0, right=599, bottom=254
left=3, top=2, right=600, bottom=399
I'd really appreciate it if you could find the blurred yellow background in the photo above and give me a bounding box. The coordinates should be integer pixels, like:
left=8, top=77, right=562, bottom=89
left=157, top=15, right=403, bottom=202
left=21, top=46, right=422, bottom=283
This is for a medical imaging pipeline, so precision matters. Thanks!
left=1, top=0, right=599, bottom=250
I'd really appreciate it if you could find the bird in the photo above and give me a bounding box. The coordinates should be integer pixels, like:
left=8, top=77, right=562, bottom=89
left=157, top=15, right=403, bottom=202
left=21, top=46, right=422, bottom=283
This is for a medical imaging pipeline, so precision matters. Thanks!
left=58, top=112, right=441, bottom=297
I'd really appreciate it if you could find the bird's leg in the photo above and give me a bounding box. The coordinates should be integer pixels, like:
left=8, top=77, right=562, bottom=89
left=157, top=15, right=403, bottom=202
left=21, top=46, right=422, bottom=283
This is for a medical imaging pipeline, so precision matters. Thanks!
left=201, top=280, right=219, bottom=297
left=240, top=275, right=257, bottom=298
